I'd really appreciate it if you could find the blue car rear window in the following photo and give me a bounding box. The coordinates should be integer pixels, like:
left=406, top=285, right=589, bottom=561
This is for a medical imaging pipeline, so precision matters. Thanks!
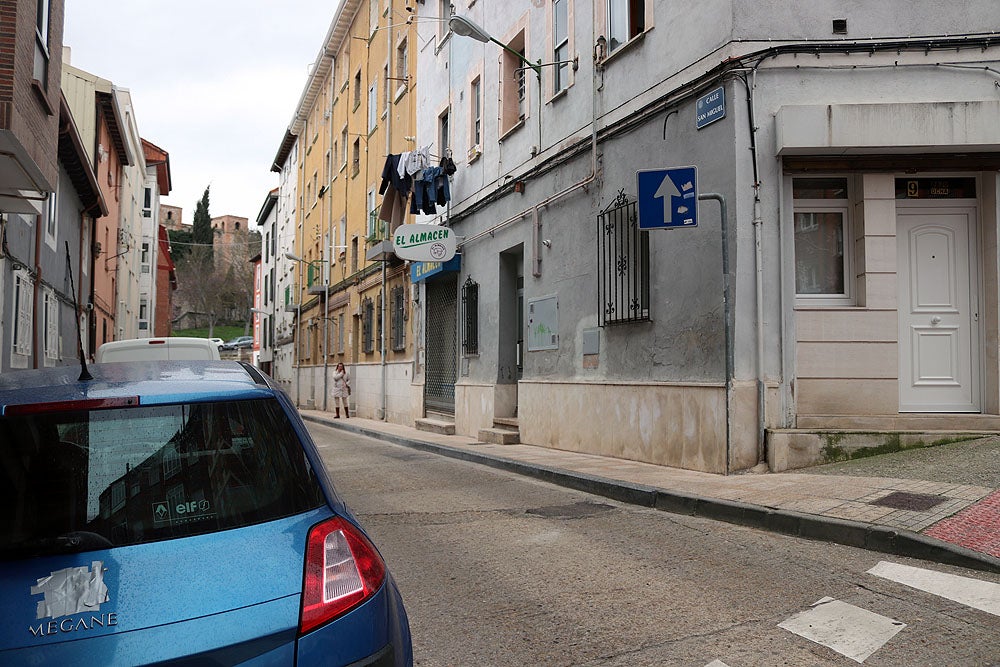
left=0, top=398, right=326, bottom=559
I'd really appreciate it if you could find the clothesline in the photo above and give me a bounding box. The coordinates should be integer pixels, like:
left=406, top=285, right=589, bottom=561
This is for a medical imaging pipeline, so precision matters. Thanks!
left=381, top=151, right=448, bottom=160
left=378, top=149, right=456, bottom=224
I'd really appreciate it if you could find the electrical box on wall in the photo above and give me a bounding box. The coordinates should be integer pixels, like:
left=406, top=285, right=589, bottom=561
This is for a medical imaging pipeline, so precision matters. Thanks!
left=526, top=295, right=559, bottom=351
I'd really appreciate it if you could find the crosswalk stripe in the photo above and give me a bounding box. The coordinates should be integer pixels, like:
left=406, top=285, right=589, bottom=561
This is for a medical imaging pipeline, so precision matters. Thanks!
left=778, top=597, right=906, bottom=663
left=868, top=561, right=1000, bottom=617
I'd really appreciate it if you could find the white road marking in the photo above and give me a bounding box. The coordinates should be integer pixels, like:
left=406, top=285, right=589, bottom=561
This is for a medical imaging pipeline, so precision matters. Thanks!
left=704, top=661, right=731, bottom=667
left=868, top=561, right=1000, bottom=617
left=778, top=597, right=906, bottom=663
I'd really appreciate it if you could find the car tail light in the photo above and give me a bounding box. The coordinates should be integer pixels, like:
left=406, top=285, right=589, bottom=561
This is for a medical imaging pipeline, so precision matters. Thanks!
left=300, top=516, right=386, bottom=634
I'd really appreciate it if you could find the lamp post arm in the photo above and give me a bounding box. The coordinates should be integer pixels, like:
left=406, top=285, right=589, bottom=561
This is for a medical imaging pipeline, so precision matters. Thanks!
left=488, top=36, right=542, bottom=79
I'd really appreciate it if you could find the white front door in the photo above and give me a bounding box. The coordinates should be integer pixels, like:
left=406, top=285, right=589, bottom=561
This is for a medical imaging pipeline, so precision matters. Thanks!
left=897, top=204, right=979, bottom=412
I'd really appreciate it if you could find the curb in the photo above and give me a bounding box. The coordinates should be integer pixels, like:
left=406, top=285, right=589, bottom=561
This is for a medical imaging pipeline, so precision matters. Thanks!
left=304, top=413, right=1000, bottom=574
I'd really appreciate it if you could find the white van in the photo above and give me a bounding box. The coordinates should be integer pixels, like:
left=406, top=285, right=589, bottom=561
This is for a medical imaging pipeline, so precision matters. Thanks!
left=96, top=337, right=222, bottom=363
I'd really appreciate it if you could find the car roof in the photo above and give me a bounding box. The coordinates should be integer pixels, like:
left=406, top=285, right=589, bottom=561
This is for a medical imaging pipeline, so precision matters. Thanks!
left=0, top=361, right=277, bottom=414
left=96, top=337, right=221, bottom=362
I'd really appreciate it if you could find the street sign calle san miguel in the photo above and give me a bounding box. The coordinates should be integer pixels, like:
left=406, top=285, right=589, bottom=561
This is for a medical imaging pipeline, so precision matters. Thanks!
left=636, top=166, right=698, bottom=230
left=392, top=224, right=457, bottom=262
left=696, top=86, right=725, bottom=129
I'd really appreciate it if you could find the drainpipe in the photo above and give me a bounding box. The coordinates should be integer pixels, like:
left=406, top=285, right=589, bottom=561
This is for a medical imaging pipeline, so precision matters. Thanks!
left=699, top=193, right=732, bottom=473
left=753, top=196, right=765, bottom=461
left=744, top=69, right=767, bottom=465
left=324, top=52, right=335, bottom=413
left=32, top=209, right=42, bottom=369
left=296, top=117, right=308, bottom=407
left=731, top=71, right=768, bottom=466
left=381, top=21, right=394, bottom=423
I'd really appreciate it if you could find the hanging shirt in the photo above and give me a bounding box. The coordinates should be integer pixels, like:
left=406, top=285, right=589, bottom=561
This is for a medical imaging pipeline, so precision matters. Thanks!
left=404, top=145, right=431, bottom=177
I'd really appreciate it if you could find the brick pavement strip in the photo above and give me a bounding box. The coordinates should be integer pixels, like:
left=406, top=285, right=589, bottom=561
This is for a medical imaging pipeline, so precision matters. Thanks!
left=924, top=490, right=1000, bottom=558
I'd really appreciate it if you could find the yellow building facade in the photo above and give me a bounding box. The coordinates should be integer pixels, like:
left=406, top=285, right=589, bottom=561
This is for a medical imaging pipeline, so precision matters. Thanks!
left=283, top=0, right=419, bottom=422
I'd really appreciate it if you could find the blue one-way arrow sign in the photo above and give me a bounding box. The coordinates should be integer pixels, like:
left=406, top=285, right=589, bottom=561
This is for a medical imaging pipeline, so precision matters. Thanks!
left=636, top=166, right=698, bottom=230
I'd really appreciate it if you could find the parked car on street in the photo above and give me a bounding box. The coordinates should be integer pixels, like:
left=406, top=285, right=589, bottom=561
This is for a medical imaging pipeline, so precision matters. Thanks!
left=96, top=337, right=221, bottom=362
left=208, top=337, right=224, bottom=348
left=0, top=360, right=412, bottom=666
left=220, top=335, right=254, bottom=350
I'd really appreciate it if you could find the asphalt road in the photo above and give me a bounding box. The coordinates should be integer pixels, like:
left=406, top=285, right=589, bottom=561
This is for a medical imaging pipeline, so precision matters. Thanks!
left=309, top=422, right=1000, bottom=667
left=800, top=435, right=1000, bottom=488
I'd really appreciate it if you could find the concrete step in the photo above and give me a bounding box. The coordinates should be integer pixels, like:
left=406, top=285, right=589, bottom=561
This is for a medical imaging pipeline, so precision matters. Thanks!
left=415, top=418, right=455, bottom=435
left=493, top=417, right=519, bottom=429
left=478, top=427, right=520, bottom=445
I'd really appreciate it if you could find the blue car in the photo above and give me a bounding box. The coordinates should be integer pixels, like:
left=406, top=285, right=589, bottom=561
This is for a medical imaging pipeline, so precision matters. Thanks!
left=0, top=361, right=412, bottom=666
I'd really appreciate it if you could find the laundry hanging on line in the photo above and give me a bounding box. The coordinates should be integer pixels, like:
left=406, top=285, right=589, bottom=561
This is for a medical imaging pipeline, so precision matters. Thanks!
left=379, top=151, right=453, bottom=224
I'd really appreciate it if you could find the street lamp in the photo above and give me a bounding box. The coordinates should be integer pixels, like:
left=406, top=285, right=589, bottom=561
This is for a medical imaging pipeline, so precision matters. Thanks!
left=286, top=252, right=331, bottom=411
left=448, top=15, right=542, bottom=79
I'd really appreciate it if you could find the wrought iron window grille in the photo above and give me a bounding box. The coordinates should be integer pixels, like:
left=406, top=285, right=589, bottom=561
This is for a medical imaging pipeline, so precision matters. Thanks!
left=598, top=190, right=650, bottom=326
left=461, top=276, right=479, bottom=355
left=391, top=285, right=406, bottom=351
left=362, top=297, right=375, bottom=353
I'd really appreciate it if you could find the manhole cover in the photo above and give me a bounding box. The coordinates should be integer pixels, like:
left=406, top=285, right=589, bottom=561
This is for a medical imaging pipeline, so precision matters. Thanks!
left=869, top=491, right=946, bottom=511
left=525, top=501, right=615, bottom=520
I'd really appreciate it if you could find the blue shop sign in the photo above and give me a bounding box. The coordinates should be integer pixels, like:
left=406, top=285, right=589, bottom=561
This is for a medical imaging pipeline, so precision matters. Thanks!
left=411, top=255, right=462, bottom=282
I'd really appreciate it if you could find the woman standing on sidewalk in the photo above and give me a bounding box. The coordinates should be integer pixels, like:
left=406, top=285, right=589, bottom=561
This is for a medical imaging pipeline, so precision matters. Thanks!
left=332, top=362, right=350, bottom=418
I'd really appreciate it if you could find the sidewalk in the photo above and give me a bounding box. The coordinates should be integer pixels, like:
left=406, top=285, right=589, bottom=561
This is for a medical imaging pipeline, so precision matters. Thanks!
left=299, top=410, right=1000, bottom=574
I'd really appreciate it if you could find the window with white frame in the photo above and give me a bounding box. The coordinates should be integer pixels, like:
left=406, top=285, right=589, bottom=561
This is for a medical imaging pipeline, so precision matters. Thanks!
left=12, top=269, right=33, bottom=361
left=516, top=52, right=526, bottom=120
left=395, top=39, right=408, bottom=90
left=341, top=127, right=349, bottom=167
left=44, top=185, right=57, bottom=249
left=163, top=447, right=181, bottom=479
left=141, top=242, right=150, bottom=273
left=438, top=0, right=450, bottom=42
left=500, top=30, right=527, bottom=135
left=369, top=0, right=379, bottom=33
left=382, top=64, right=390, bottom=114
left=608, top=0, right=644, bottom=52
left=553, top=0, right=570, bottom=93
left=43, top=288, right=58, bottom=363
left=368, top=78, right=378, bottom=132
left=139, top=298, right=148, bottom=330
left=367, top=188, right=378, bottom=238
left=439, top=110, right=450, bottom=159
left=792, top=177, right=853, bottom=303
left=34, top=0, right=50, bottom=85
left=470, top=77, right=482, bottom=148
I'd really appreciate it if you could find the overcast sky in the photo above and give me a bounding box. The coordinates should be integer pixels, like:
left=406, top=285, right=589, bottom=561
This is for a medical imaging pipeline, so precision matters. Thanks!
left=63, top=1, right=336, bottom=226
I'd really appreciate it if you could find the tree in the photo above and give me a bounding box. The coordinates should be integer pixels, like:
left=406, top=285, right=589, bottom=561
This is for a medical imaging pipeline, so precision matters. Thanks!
left=167, top=227, right=193, bottom=262
left=192, top=186, right=213, bottom=262
left=172, top=227, right=262, bottom=337
left=174, top=245, right=227, bottom=336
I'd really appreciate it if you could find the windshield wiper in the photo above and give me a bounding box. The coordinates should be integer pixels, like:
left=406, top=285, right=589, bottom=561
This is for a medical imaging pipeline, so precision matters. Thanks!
left=0, top=531, right=114, bottom=560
